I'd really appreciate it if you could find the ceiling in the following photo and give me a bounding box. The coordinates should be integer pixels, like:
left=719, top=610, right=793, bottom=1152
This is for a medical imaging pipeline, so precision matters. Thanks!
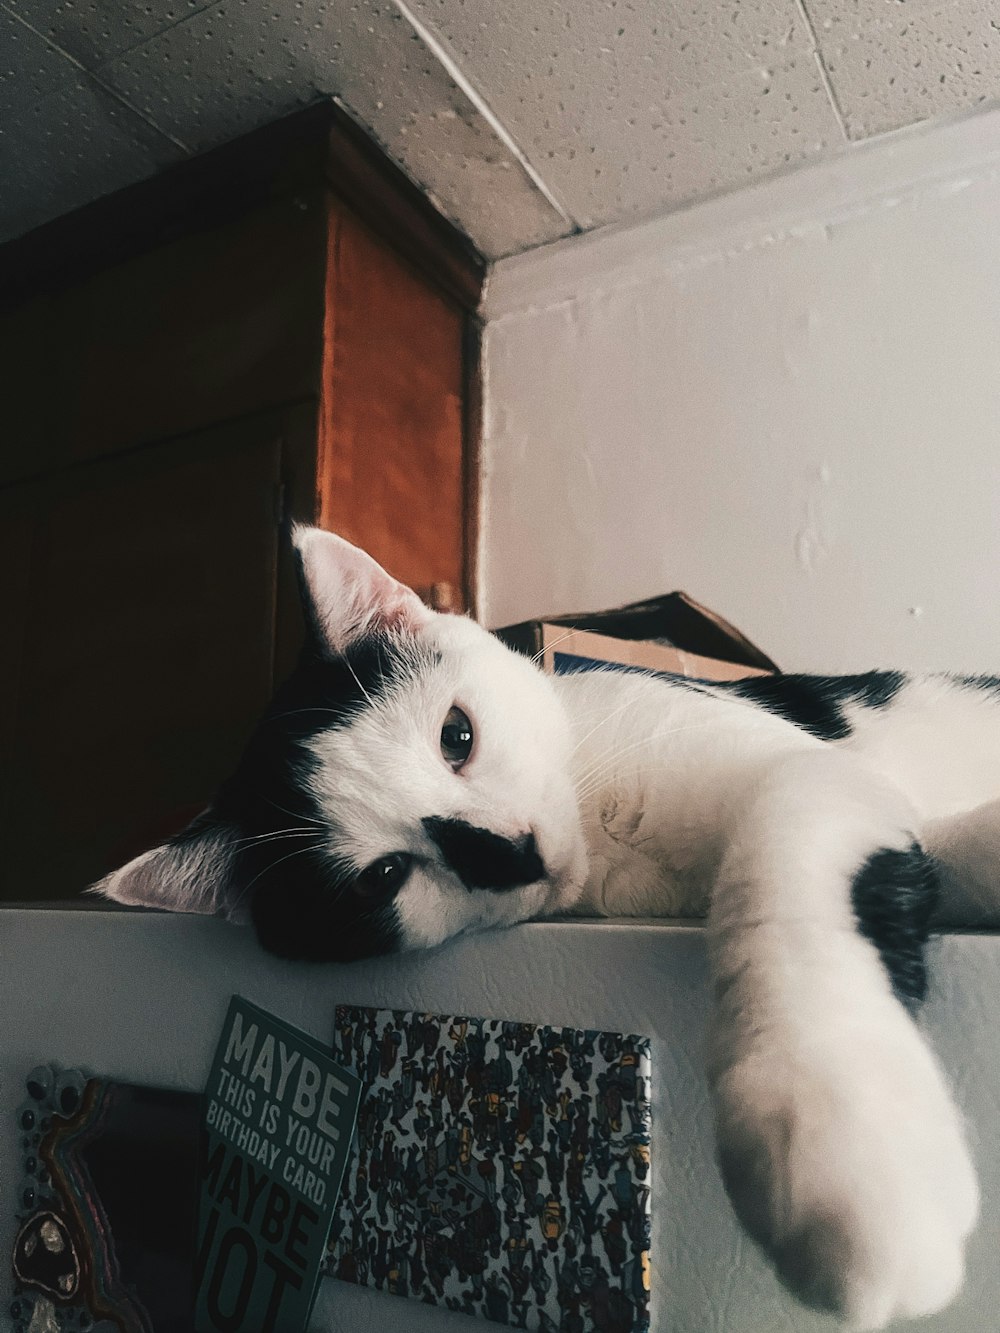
left=1, top=0, right=998, bottom=261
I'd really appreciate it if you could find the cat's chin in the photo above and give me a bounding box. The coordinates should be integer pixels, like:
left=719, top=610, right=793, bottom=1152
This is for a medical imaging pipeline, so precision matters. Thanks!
left=394, top=849, right=589, bottom=951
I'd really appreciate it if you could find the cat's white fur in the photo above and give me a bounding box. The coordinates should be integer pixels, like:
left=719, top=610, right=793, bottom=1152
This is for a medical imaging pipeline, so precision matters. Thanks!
left=306, top=611, right=588, bottom=949
left=97, top=529, right=1000, bottom=1328
left=556, top=669, right=987, bottom=1327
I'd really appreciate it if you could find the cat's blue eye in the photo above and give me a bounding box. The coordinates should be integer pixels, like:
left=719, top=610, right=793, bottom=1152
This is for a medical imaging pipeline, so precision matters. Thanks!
left=353, top=852, right=413, bottom=902
left=441, top=705, right=474, bottom=770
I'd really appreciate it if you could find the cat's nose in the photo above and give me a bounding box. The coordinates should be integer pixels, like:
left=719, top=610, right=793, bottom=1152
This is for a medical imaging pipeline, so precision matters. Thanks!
left=422, top=817, right=545, bottom=892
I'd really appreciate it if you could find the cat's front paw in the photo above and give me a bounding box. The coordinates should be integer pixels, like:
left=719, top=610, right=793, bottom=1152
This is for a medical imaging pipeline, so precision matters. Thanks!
left=712, top=1024, right=979, bottom=1330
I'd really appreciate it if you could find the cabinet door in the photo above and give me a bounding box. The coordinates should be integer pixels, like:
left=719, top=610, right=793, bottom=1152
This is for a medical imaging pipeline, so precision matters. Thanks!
left=318, top=202, right=468, bottom=611
left=0, top=194, right=327, bottom=487
left=3, top=412, right=290, bottom=901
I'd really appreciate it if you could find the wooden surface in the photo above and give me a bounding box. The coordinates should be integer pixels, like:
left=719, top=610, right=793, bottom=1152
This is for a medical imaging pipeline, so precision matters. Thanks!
left=318, top=200, right=467, bottom=610
left=0, top=112, right=477, bottom=901
left=461, top=315, right=483, bottom=618
left=0, top=503, right=33, bottom=885
left=0, top=194, right=327, bottom=486
left=317, top=105, right=485, bottom=313
left=3, top=413, right=288, bottom=899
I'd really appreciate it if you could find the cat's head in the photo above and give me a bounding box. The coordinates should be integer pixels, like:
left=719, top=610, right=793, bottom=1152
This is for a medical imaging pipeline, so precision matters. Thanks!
left=92, top=527, right=588, bottom=961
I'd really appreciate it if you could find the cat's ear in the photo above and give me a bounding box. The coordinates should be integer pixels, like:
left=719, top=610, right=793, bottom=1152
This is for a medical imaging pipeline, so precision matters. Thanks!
left=89, top=814, right=246, bottom=920
left=292, top=525, right=431, bottom=657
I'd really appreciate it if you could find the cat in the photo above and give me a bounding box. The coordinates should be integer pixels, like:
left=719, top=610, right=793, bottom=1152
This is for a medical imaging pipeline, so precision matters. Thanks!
left=95, top=525, right=1000, bottom=1330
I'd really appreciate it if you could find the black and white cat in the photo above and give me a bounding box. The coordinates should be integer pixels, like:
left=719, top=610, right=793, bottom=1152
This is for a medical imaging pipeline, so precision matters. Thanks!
left=96, top=526, right=1000, bottom=1329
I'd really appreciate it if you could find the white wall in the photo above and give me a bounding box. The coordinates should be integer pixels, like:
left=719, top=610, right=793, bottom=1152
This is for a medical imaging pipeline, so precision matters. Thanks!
left=479, top=108, right=1000, bottom=674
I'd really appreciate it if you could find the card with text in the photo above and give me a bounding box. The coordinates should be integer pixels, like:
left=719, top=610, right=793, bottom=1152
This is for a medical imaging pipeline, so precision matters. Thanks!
left=195, top=996, right=362, bottom=1333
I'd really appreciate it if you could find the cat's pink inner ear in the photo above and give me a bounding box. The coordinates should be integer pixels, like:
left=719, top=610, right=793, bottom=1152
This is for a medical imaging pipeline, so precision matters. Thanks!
left=89, top=822, right=241, bottom=918
left=293, top=526, right=430, bottom=656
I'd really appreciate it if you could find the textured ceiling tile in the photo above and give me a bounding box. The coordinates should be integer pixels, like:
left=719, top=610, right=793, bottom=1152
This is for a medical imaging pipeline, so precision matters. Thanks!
left=0, top=74, right=185, bottom=240
left=98, top=2, right=311, bottom=149
left=407, top=0, right=826, bottom=227
left=412, top=0, right=809, bottom=107
left=469, top=55, right=841, bottom=231
left=99, top=0, right=570, bottom=258
left=0, top=6, right=81, bottom=114
left=3, top=0, right=214, bottom=67
left=819, top=0, right=1000, bottom=140
left=804, top=0, right=950, bottom=41
left=330, top=13, right=573, bottom=258
left=344, top=80, right=574, bottom=260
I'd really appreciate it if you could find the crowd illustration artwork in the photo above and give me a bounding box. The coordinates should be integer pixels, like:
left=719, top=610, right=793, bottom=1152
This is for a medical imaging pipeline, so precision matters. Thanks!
left=326, top=1007, right=652, bottom=1332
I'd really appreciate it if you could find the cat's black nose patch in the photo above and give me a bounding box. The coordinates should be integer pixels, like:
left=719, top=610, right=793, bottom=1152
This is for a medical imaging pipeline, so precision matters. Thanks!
left=422, top=817, right=545, bottom=892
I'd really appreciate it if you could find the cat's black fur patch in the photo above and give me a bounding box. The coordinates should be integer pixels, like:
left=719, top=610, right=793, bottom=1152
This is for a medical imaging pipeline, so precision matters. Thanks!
left=850, top=842, right=939, bottom=1012
left=195, top=635, right=427, bottom=962
left=721, top=671, right=906, bottom=741
left=214, top=634, right=423, bottom=826
left=250, top=852, right=403, bottom=962
left=957, top=673, right=1000, bottom=696
left=422, top=818, right=545, bottom=892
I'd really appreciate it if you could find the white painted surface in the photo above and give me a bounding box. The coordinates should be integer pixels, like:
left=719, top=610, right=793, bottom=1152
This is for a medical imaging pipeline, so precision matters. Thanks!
left=480, top=105, right=1000, bottom=675
left=816, top=0, right=1000, bottom=142
left=408, top=0, right=841, bottom=232
left=1, top=910, right=999, bottom=1332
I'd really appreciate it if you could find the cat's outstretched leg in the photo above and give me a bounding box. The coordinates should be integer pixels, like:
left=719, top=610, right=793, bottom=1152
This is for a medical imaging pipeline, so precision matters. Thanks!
left=925, top=796, right=1000, bottom=927
left=707, top=750, right=978, bottom=1330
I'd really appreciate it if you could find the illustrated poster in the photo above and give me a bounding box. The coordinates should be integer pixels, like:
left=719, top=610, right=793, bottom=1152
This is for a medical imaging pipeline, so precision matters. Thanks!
left=326, top=1006, right=652, bottom=1331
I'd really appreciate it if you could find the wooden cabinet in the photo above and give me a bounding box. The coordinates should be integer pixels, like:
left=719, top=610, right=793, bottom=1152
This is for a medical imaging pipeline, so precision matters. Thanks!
left=318, top=209, right=468, bottom=605
left=0, top=105, right=484, bottom=901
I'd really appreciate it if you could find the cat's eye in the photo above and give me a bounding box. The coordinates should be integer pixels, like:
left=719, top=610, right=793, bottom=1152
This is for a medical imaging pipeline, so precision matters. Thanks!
left=353, top=852, right=413, bottom=903
left=441, top=705, right=474, bottom=770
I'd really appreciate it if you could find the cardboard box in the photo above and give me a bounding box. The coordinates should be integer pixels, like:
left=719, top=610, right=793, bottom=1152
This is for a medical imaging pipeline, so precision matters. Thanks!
left=496, top=592, right=777, bottom=682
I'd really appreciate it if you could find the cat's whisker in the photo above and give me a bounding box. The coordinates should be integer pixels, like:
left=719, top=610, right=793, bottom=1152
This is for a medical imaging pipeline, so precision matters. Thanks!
left=572, top=729, right=710, bottom=802
left=238, top=842, right=324, bottom=897
left=527, top=629, right=583, bottom=666
left=345, top=654, right=375, bottom=707
left=571, top=721, right=751, bottom=803
left=269, top=707, right=365, bottom=723
left=229, top=830, right=317, bottom=848
left=264, top=797, right=325, bottom=827
left=548, top=659, right=709, bottom=765
left=228, top=828, right=321, bottom=850
left=569, top=695, right=648, bottom=756
left=572, top=723, right=695, bottom=794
